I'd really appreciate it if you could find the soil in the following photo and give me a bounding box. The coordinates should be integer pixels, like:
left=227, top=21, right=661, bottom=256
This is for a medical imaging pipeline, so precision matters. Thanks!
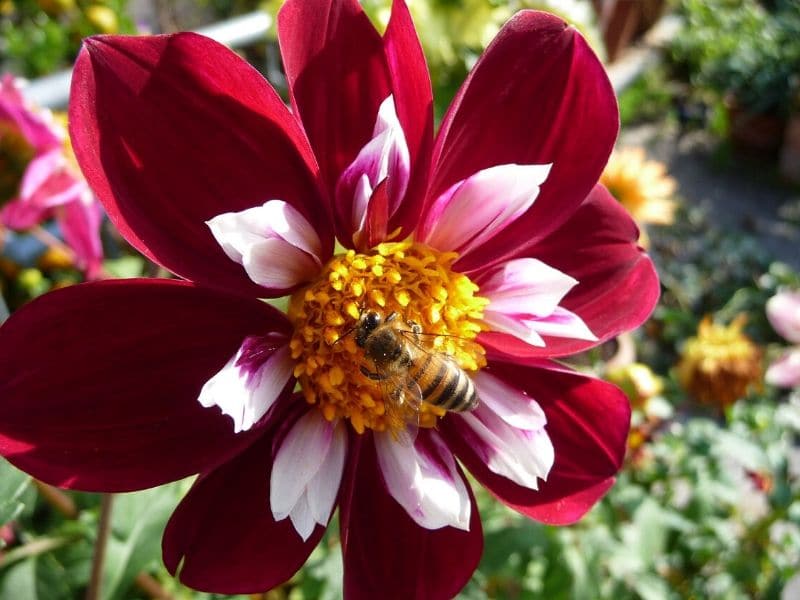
left=619, top=122, right=800, bottom=270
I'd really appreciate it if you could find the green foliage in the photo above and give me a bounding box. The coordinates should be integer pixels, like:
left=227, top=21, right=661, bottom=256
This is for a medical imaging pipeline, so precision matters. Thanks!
left=669, top=0, right=800, bottom=116
left=0, top=460, right=31, bottom=530
left=0, top=481, right=185, bottom=599
left=618, top=67, right=676, bottom=127
left=0, top=0, right=136, bottom=78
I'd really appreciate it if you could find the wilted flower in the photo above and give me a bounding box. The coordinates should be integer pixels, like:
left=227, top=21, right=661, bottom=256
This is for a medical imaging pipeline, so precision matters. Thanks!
left=601, top=147, right=677, bottom=246
left=677, top=315, right=762, bottom=408
left=0, top=2, right=658, bottom=597
left=0, top=75, right=103, bottom=277
left=766, top=290, right=800, bottom=388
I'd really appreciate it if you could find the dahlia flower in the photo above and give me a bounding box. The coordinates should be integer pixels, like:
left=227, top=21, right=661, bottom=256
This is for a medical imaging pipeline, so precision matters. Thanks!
left=677, top=315, right=763, bottom=408
left=766, top=290, right=800, bottom=388
left=0, top=1, right=658, bottom=596
left=0, top=75, right=103, bottom=277
left=600, top=147, right=677, bottom=248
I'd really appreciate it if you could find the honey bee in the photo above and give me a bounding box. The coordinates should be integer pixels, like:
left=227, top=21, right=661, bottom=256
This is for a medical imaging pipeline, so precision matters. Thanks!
left=353, top=310, right=480, bottom=432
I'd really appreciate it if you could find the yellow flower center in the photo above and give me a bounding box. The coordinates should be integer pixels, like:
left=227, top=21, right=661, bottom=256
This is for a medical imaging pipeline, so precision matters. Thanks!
left=0, top=120, right=35, bottom=205
left=287, top=241, right=488, bottom=435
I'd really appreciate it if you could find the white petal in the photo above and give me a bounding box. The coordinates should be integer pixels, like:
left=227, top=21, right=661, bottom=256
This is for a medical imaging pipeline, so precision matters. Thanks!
left=306, top=420, right=347, bottom=526
left=270, top=411, right=335, bottom=520
left=473, top=371, right=547, bottom=431
left=242, top=238, right=322, bottom=289
left=482, top=311, right=545, bottom=347
left=288, top=493, right=316, bottom=542
left=198, top=338, right=293, bottom=433
left=459, top=404, right=554, bottom=491
left=375, top=431, right=470, bottom=530
left=337, top=95, right=410, bottom=236
left=479, top=258, right=578, bottom=317
left=419, top=163, right=551, bottom=256
left=525, top=307, right=598, bottom=342
left=207, top=200, right=322, bottom=288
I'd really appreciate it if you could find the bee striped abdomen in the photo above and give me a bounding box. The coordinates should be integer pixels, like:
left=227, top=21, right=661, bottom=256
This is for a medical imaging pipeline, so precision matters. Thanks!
left=413, top=354, right=478, bottom=412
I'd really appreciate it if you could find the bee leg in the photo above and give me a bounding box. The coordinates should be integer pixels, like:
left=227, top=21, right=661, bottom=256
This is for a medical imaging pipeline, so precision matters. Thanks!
left=360, top=365, right=384, bottom=381
left=406, top=320, right=422, bottom=342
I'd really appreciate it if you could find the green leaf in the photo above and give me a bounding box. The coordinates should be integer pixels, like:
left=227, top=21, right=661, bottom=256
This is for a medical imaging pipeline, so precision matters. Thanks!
left=100, top=484, right=183, bottom=600
left=101, top=257, right=145, bottom=279
left=0, top=459, right=31, bottom=528
left=0, top=555, right=72, bottom=600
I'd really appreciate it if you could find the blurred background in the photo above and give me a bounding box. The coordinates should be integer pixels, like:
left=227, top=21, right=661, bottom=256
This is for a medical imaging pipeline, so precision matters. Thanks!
left=1, top=0, right=800, bottom=598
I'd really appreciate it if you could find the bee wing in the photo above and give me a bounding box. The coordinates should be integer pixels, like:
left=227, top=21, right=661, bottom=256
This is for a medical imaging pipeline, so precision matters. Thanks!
left=398, top=328, right=483, bottom=365
left=374, top=365, right=422, bottom=446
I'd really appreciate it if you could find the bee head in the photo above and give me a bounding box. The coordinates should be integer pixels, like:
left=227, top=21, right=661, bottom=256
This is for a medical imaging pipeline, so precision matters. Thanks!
left=355, top=311, right=382, bottom=347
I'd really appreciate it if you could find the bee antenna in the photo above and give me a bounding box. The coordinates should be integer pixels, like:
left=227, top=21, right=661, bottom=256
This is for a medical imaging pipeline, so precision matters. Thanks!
left=332, top=323, right=358, bottom=346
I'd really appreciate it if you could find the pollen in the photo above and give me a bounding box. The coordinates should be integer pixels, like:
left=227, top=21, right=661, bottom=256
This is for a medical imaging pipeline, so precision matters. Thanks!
left=287, top=241, right=488, bottom=435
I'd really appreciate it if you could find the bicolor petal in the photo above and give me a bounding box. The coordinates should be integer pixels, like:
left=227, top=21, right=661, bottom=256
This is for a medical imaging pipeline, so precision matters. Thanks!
left=270, top=411, right=347, bottom=541
left=382, top=0, right=434, bottom=238
left=417, top=163, right=551, bottom=258
left=70, top=33, right=328, bottom=298
left=454, top=371, right=554, bottom=490
left=278, top=0, right=390, bottom=197
left=335, top=95, right=410, bottom=248
left=431, top=10, right=618, bottom=272
left=199, top=332, right=295, bottom=433
left=443, top=357, right=630, bottom=525
left=478, top=257, right=597, bottom=347
left=207, top=200, right=323, bottom=291
left=767, top=290, right=800, bottom=344
left=374, top=429, right=470, bottom=531
left=340, top=437, right=482, bottom=600
left=0, top=279, right=290, bottom=491
left=479, top=185, right=659, bottom=358
left=163, top=432, right=325, bottom=594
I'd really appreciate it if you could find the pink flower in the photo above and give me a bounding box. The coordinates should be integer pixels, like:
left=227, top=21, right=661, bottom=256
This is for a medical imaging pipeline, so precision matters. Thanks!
left=0, top=2, right=659, bottom=597
left=766, top=290, right=800, bottom=388
left=0, top=75, right=104, bottom=277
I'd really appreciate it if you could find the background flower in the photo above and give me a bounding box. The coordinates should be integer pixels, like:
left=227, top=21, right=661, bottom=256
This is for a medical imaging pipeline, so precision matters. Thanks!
left=0, top=75, right=104, bottom=277
left=766, top=290, right=800, bottom=388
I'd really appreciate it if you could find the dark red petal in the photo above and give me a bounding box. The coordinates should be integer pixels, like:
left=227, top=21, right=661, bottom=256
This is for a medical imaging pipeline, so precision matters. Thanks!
left=70, top=33, right=328, bottom=297
left=340, top=434, right=482, bottom=600
left=278, top=0, right=390, bottom=203
left=162, top=429, right=325, bottom=594
left=442, top=358, right=630, bottom=525
left=364, top=179, right=389, bottom=249
left=478, top=184, right=659, bottom=359
left=0, top=279, right=292, bottom=492
left=431, top=11, right=618, bottom=272
left=383, top=0, right=434, bottom=237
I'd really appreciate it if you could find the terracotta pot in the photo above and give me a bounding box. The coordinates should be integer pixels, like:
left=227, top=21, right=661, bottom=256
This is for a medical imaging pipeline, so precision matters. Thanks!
left=726, top=98, right=786, bottom=160
left=592, top=0, right=666, bottom=62
left=779, top=113, right=800, bottom=184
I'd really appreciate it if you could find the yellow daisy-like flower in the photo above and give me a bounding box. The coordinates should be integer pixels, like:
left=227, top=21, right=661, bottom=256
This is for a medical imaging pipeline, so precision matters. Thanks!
left=676, top=314, right=763, bottom=409
left=601, top=147, right=677, bottom=228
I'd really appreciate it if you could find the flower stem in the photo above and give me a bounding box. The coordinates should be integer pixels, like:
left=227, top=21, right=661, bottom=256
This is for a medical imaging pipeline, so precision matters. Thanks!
left=134, top=573, right=173, bottom=599
left=34, top=480, right=78, bottom=519
left=87, top=493, right=114, bottom=600
left=28, top=225, right=76, bottom=263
